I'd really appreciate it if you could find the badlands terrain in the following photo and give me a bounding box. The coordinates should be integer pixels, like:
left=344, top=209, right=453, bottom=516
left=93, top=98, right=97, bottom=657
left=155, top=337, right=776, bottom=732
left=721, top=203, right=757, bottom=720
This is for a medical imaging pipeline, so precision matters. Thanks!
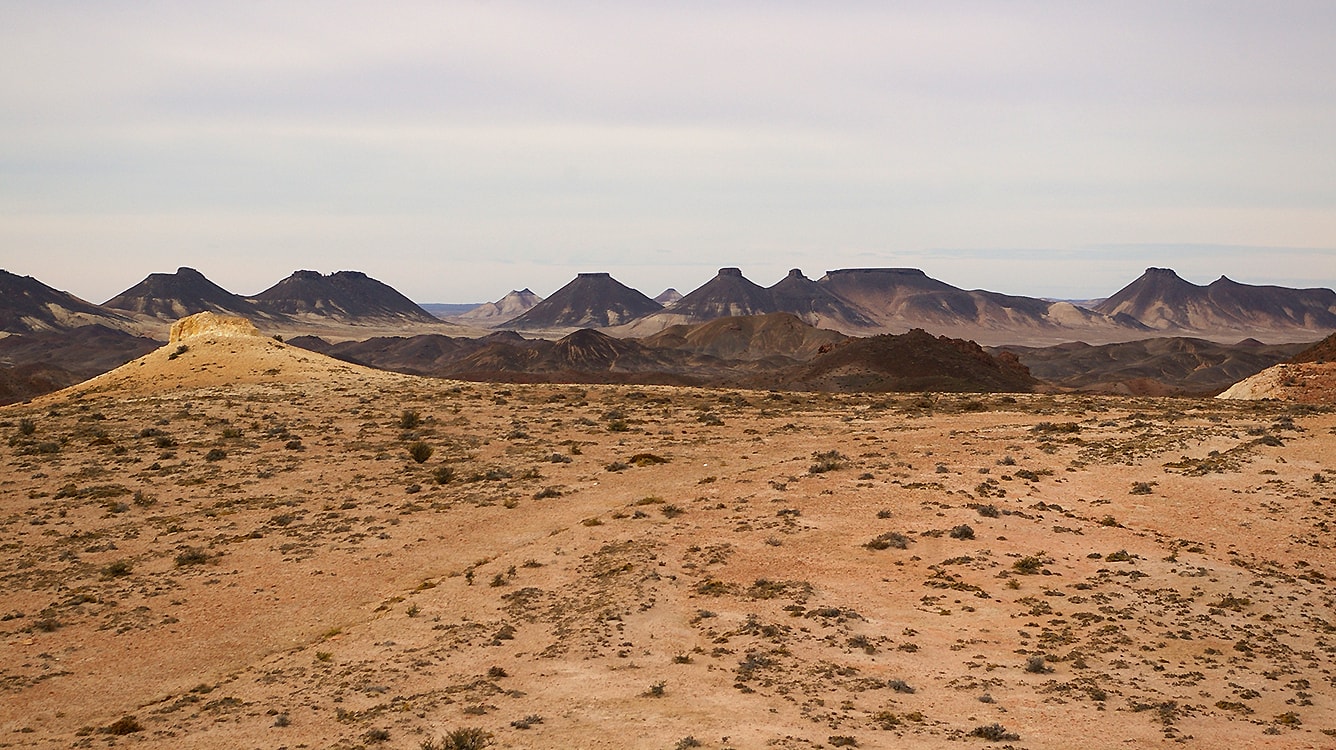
left=2, top=315, right=1334, bottom=749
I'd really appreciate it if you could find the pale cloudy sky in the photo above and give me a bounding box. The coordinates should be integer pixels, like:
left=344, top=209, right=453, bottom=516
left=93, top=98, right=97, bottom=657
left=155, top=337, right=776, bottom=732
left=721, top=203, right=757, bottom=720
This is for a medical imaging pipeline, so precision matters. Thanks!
left=2, top=1, right=1334, bottom=303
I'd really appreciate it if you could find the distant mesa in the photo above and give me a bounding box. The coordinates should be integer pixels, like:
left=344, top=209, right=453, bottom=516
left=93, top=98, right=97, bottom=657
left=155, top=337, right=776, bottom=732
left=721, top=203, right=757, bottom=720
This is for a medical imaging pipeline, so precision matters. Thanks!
left=104, top=267, right=272, bottom=322
left=619, top=267, right=878, bottom=336
left=669, top=267, right=778, bottom=320
left=769, top=268, right=880, bottom=330
left=251, top=270, right=443, bottom=325
left=815, top=266, right=1146, bottom=343
left=654, top=288, right=683, bottom=307
left=0, top=269, right=135, bottom=335
left=506, top=272, right=661, bottom=330
left=455, top=288, right=543, bottom=325
left=1095, top=267, right=1336, bottom=334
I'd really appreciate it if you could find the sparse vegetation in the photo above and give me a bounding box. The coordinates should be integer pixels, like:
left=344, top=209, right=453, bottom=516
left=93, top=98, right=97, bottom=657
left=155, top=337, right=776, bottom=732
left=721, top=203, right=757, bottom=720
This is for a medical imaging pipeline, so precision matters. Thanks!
left=865, top=531, right=911, bottom=550
left=407, top=441, right=434, bottom=463
left=808, top=450, right=846, bottom=474
left=421, top=727, right=494, bottom=750
left=969, top=723, right=1019, bottom=741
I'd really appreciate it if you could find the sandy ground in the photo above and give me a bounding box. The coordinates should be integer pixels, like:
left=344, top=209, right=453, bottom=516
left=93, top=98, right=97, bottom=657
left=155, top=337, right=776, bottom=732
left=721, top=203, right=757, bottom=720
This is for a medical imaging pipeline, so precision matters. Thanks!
left=1, top=330, right=1334, bottom=749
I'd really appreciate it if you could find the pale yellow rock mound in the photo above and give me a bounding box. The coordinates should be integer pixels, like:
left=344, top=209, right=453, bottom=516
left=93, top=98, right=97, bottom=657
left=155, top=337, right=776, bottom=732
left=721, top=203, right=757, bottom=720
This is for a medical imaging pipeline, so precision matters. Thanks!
left=169, top=311, right=262, bottom=342
left=1217, top=361, right=1336, bottom=404
left=37, top=312, right=411, bottom=402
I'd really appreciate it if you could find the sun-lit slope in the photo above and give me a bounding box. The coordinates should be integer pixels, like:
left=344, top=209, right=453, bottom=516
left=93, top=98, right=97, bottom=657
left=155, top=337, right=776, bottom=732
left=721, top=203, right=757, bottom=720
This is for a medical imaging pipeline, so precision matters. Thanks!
left=3, top=328, right=1335, bottom=748
left=55, top=312, right=409, bottom=399
left=1216, top=362, right=1336, bottom=404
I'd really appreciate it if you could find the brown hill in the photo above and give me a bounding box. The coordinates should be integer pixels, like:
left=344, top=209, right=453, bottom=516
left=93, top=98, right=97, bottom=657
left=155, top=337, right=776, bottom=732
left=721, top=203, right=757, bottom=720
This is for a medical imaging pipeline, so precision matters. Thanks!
left=289, top=333, right=486, bottom=375
left=0, top=269, right=135, bottom=334
left=762, top=328, right=1037, bottom=393
left=0, top=325, right=162, bottom=404
left=641, top=312, right=847, bottom=362
left=1002, top=336, right=1307, bottom=396
left=1291, top=331, right=1336, bottom=364
left=815, top=268, right=1144, bottom=344
left=506, top=272, right=661, bottom=330
left=250, top=270, right=444, bottom=325
left=454, top=288, right=542, bottom=325
left=1095, top=267, right=1336, bottom=335
left=104, top=267, right=274, bottom=322
left=443, top=329, right=706, bottom=385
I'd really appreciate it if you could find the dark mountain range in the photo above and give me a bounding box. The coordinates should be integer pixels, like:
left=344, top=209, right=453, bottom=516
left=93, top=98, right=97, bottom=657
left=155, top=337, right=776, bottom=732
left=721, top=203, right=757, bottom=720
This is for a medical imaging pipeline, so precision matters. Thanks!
left=454, top=289, right=542, bottom=325
left=757, top=328, right=1036, bottom=393
left=0, top=270, right=135, bottom=334
left=506, top=273, right=661, bottom=330
left=641, top=312, right=847, bottom=362
left=768, top=269, right=880, bottom=329
left=1001, top=336, right=1308, bottom=396
left=0, top=325, right=160, bottom=405
left=290, top=317, right=1034, bottom=393
left=1094, top=268, right=1336, bottom=334
left=814, top=268, right=1145, bottom=343
left=251, top=270, right=443, bottom=324
left=619, top=268, right=879, bottom=334
left=104, top=267, right=273, bottom=321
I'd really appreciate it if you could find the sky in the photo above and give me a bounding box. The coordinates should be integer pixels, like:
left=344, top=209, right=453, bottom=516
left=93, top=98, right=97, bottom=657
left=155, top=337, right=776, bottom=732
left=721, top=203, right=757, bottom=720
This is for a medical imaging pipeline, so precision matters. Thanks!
left=2, top=1, right=1335, bottom=304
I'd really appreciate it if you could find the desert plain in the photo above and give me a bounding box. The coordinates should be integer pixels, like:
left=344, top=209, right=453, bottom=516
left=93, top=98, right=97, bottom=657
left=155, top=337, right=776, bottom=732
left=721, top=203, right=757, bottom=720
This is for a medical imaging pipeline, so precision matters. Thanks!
left=2, top=323, right=1334, bottom=750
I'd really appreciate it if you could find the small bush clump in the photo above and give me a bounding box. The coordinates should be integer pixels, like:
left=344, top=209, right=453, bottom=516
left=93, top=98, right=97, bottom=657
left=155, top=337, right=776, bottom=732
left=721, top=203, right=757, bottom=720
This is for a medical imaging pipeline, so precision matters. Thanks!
left=969, top=723, right=1019, bottom=741
left=808, top=450, right=846, bottom=474
left=105, top=716, right=144, bottom=735
left=175, top=547, right=210, bottom=566
left=865, top=532, right=911, bottom=550
left=421, top=727, right=494, bottom=750
left=408, top=441, right=434, bottom=463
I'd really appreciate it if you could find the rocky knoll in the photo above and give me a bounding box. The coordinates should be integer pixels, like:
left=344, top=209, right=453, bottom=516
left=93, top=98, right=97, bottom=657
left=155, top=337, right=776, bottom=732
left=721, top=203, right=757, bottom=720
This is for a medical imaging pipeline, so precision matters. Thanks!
left=1290, top=331, right=1336, bottom=364
left=759, top=328, right=1037, bottom=393
left=1002, top=336, right=1308, bottom=396
left=169, top=311, right=264, bottom=342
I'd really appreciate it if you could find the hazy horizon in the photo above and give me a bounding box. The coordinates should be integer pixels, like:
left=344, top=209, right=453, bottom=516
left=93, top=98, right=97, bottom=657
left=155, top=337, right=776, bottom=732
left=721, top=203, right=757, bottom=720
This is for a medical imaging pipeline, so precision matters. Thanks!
left=3, top=2, right=1334, bottom=303
left=7, top=257, right=1335, bottom=308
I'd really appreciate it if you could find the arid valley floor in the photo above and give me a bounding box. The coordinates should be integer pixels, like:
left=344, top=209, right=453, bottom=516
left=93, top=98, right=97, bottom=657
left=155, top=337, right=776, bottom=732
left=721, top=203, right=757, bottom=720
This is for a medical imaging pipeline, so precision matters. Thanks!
left=2, top=327, right=1335, bottom=749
